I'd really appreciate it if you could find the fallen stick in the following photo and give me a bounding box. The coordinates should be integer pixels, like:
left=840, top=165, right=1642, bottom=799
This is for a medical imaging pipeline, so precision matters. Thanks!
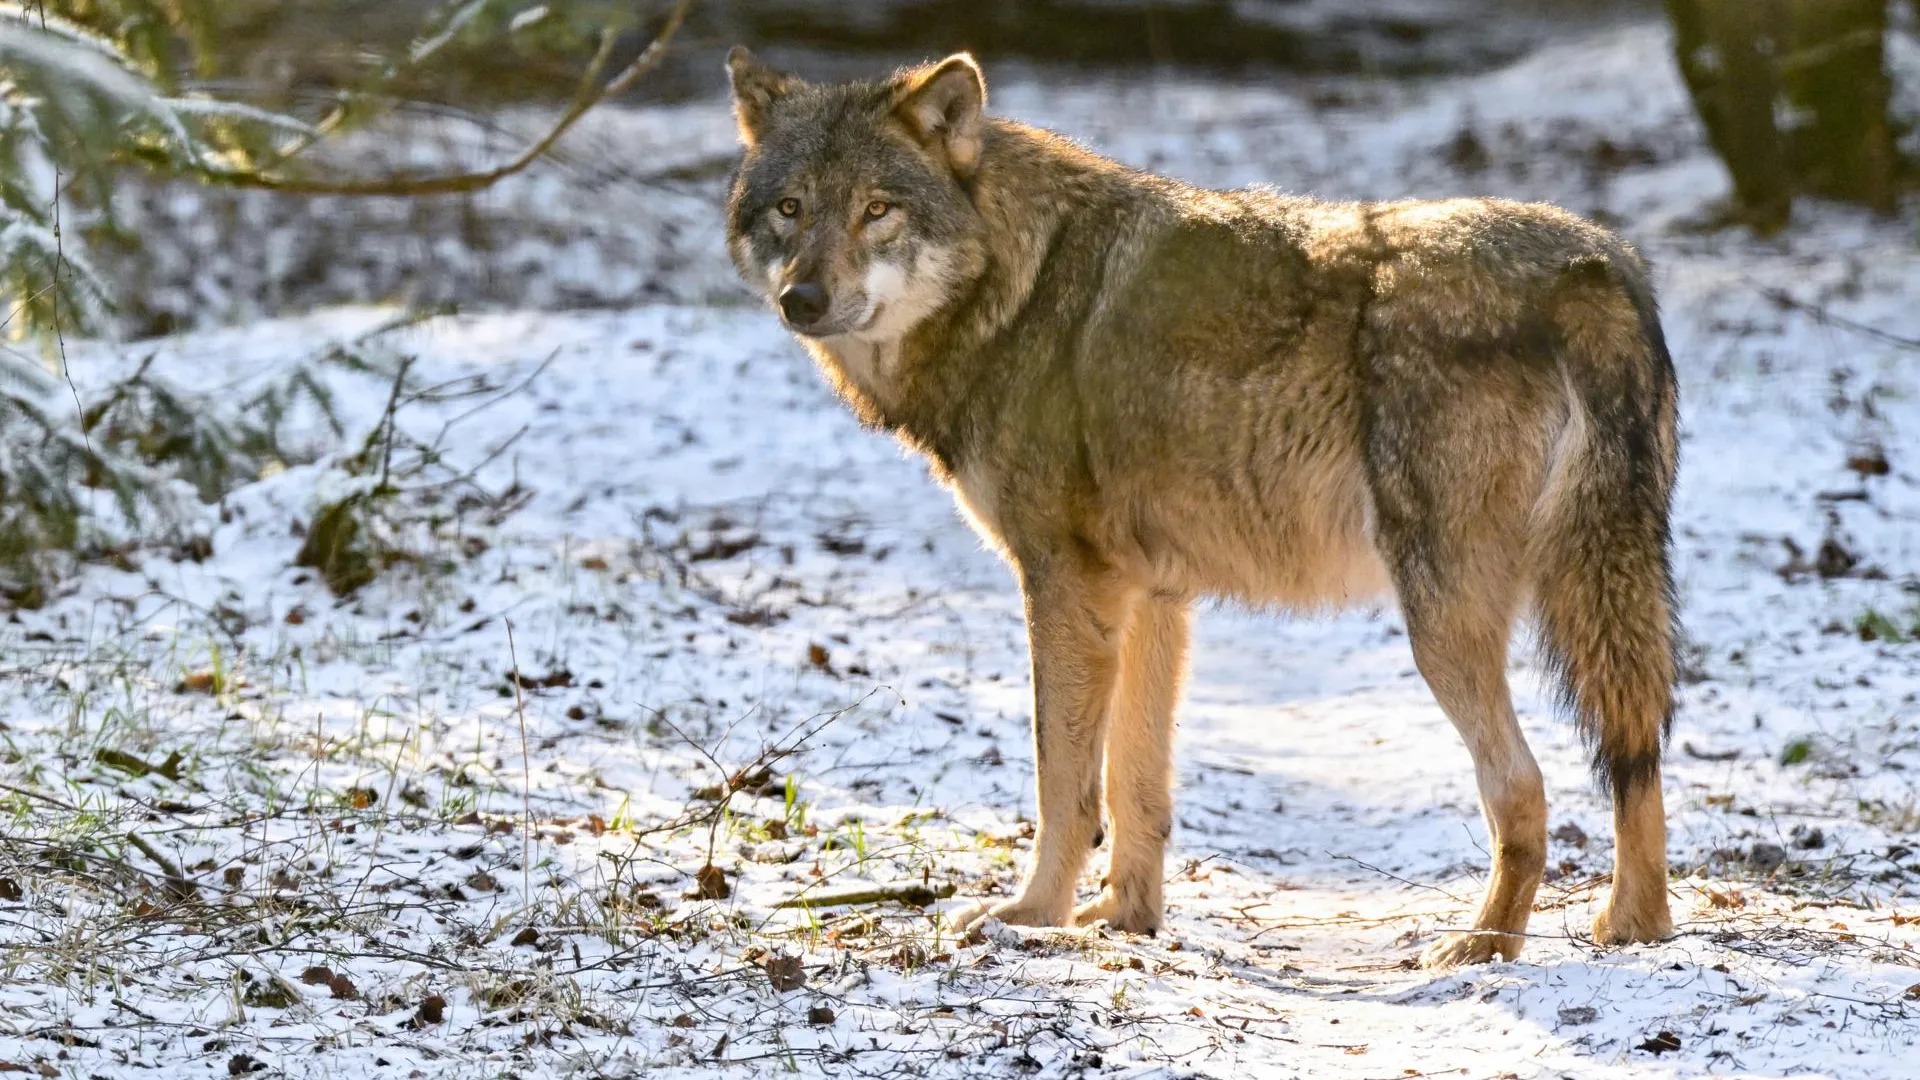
left=1683, top=741, right=1740, bottom=762
left=776, top=881, right=956, bottom=909
left=125, top=831, right=198, bottom=901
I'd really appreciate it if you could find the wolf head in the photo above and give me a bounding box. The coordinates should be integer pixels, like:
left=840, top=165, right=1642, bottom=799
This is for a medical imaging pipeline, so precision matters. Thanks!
left=724, top=47, right=988, bottom=343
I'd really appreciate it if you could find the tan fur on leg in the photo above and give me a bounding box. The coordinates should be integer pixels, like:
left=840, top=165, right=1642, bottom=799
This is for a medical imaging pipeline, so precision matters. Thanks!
left=966, top=556, right=1129, bottom=930
left=1411, top=608, right=1548, bottom=969
left=1074, top=592, right=1190, bottom=934
left=1593, top=776, right=1673, bottom=945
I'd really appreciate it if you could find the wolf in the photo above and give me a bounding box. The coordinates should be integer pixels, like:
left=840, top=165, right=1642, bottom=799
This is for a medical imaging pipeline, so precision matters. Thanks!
left=722, top=46, right=1678, bottom=966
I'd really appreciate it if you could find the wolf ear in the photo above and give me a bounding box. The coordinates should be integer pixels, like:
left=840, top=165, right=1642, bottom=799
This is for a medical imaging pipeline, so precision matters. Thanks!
left=727, top=46, right=796, bottom=147
left=894, top=53, right=987, bottom=179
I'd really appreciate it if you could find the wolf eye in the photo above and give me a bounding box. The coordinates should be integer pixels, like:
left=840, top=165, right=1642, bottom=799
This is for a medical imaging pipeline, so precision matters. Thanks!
left=864, top=200, right=892, bottom=220
left=777, top=198, right=800, bottom=218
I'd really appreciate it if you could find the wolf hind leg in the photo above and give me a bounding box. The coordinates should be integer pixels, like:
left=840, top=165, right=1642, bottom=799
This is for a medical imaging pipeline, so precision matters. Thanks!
left=1363, top=360, right=1551, bottom=966
left=1399, top=571, right=1546, bottom=968
left=1536, top=269, right=1680, bottom=948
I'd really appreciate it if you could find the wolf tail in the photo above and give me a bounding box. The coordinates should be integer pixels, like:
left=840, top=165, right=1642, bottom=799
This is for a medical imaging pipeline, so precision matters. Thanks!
left=1532, top=257, right=1680, bottom=804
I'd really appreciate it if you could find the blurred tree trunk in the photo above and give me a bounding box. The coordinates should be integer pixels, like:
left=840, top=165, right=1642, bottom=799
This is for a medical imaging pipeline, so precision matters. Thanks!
left=1666, top=0, right=1792, bottom=232
left=1665, top=0, right=1901, bottom=232
left=1782, top=0, right=1897, bottom=213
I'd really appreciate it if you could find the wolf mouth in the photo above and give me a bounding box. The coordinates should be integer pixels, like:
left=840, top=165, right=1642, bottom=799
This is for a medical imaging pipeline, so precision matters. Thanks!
left=786, top=301, right=883, bottom=340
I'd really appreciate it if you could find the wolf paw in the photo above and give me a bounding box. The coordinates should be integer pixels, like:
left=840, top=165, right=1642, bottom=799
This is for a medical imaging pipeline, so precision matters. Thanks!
left=955, top=897, right=1068, bottom=938
left=1071, top=891, right=1160, bottom=935
left=1420, top=930, right=1523, bottom=969
left=1591, top=901, right=1674, bottom=946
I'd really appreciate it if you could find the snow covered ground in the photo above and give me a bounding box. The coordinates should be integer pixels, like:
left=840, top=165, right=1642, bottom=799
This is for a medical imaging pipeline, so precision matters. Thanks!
left=4, top=20, right=1920, bottom=1080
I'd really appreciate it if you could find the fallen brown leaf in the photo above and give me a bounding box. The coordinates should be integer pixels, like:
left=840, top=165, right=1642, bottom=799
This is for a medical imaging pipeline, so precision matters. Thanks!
left=690, top=864, right=730, bottom=900
left=763, top=952, right=807, bottom=992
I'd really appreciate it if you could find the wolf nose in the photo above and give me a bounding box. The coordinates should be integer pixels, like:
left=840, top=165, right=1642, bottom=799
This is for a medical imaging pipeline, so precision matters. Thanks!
left=779, top=283, right=829, bottom=329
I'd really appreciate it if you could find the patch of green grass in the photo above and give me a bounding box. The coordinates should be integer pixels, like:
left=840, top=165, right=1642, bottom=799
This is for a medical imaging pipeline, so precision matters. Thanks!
left=1779, top=737, right=1815, bottom=767
left=1853, top=608, right=1913, bottom=644
left=784, top=773, right=811, bottom=835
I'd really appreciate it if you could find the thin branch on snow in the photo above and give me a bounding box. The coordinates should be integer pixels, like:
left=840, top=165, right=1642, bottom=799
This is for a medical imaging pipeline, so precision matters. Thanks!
left=1764, top=286, right=1920, bottom=352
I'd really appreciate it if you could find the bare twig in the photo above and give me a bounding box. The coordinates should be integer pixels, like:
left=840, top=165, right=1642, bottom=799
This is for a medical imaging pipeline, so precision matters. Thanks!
left=644, top=708, right=741, bottom=875
left=375, top=355, right=416, bottom=492
left=506, top=619, right=534, bottom=901
left=124, top=831, right=197, bottom=900
left=423, top=349, right=558, bottom=453
left=179, top=0, right=693, bottom=199
left=1327, top=851, right=1471, bottom=903
left=0, top=780, right=78, bottom=812
left=346, top=726, right=416, bottom=911
left=50, top=167, right=86, bottom=455
left=1764, top=287, right=1920, bottom=352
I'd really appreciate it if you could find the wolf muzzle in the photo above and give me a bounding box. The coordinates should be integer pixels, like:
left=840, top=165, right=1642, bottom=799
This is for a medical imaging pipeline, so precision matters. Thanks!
left=779, top=283, right=830, bottom=332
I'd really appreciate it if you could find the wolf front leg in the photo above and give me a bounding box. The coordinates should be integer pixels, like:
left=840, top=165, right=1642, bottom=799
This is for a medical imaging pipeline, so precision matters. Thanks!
left=1074, top=591, right=1189, bottom=934
left=965, top=556, right=1129, bottom=932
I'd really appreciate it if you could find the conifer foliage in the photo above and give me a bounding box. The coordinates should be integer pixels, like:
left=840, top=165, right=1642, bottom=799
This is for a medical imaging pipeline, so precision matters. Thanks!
left=0, top=1, right=686, bottom=603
